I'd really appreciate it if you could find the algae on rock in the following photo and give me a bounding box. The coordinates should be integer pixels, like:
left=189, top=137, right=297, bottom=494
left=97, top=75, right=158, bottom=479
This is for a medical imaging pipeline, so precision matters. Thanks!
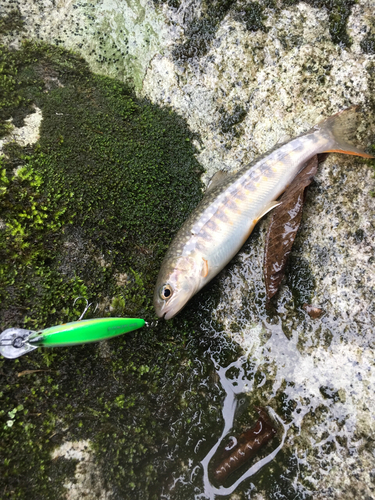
left=0, top=21, right=218, bottom=500
left=0, top=32, right=204, bottom=329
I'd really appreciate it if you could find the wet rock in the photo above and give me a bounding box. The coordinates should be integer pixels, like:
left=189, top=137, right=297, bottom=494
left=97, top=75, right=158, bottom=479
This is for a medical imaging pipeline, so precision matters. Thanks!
left=0, top=107, right=42, bottom=153
left=303, top=303, right=324, bottom=319
left=3, top=0, right=375, bottom=498
left=52, top=440, right=110, bottom=500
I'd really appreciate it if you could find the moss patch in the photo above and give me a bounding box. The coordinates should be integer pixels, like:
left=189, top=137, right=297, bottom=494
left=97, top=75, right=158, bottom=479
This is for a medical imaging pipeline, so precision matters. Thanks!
left=0, top=15, right=204, bottom=329
left=219, top=104, right=247, bottom=135
left=171, top=0, right=268, bottom=62
left=0, top=9, right=23, bottom=36
left=282, top=0, right=356, bottom=47
left=153, top=0, right=182, bottom=8
left=166, top=0, right=356, bottom=65
left=361, top=33, right=375, bottom=54
left=0, top=320, right=228, bottom=499
left=285, top=255, right=315, bottom=307
left=233, top=1, right=270, bottom=31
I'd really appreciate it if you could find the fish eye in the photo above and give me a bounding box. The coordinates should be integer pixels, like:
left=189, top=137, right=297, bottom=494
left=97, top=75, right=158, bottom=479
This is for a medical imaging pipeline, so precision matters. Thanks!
left=159, top=284, right=173, bottom=301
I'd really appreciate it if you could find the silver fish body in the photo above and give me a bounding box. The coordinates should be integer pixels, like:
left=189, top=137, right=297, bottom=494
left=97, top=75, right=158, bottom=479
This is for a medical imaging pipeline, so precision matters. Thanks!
left=154, top=107, right=372, bottom=319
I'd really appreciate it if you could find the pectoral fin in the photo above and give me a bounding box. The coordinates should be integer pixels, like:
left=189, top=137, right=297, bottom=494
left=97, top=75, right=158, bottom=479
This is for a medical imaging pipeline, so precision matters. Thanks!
left=254, top=201, right=281, bottom=224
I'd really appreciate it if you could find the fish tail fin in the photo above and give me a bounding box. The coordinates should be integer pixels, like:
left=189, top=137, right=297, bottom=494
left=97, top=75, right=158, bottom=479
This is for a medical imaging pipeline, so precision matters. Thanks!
left=318, top=106, right=374, bottom=158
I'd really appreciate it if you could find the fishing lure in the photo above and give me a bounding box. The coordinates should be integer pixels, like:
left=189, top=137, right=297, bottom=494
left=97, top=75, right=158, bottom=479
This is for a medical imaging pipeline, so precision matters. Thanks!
left=0, top=301, right=145, bottom=359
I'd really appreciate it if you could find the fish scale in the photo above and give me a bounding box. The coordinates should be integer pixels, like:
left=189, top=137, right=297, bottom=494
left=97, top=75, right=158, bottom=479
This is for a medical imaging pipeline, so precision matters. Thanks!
left=154, top=107, right=373, bottom=319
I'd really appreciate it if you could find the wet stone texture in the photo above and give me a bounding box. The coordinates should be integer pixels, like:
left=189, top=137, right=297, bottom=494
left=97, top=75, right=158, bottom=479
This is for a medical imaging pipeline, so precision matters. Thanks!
left=207, top=155, right=375, bottom=498
left=1, top=0, right=375, bottom=499
left=141, top=12, right=375, bottom=499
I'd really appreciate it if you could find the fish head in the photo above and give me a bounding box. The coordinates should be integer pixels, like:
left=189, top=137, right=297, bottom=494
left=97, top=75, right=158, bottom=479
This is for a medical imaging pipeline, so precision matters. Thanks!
left=153, top=254, right=203, bottom=319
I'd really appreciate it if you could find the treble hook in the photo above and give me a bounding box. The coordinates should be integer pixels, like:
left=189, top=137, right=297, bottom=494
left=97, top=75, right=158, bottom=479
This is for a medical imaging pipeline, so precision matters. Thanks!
left=73, top=297, right=98, bottom=321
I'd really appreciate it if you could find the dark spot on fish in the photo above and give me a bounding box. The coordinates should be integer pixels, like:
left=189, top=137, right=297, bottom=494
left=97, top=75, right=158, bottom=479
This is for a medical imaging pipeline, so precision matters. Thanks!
left=198, top=229, right=211, bottom=241
left=244, top=180, right=256, bottom=192
left=224, top=197, right=238, bottom=211
left=262, top=165, right=276, bottom=178
left=234, top=188, right=247, bottom=201
left=206, top=219, right=218, bottom=231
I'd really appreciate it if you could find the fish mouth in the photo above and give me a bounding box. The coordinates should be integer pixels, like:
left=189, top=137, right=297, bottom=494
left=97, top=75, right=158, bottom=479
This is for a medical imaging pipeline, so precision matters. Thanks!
left=163, top=309, right=174, bottom=320
left=157, top=300, right=185, bottom=320
left=154, top=288, right=193, bottom=320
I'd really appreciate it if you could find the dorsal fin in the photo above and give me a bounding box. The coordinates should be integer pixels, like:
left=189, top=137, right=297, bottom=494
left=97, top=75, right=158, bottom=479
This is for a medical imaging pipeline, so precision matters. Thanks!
left=205, top=170, right=232, bottom=195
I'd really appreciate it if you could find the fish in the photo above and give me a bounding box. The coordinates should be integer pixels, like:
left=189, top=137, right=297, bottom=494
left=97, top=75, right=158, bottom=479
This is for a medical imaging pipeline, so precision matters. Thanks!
left=213, top=406, right=277, bottom=483
left=154, top=106, right=373, bottom=319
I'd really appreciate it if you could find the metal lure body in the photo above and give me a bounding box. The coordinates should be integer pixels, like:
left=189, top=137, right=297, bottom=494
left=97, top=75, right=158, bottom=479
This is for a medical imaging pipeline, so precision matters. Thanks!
left=154, top=107, right=373, bottom=319
left=0, top=318, right=145, bottom=358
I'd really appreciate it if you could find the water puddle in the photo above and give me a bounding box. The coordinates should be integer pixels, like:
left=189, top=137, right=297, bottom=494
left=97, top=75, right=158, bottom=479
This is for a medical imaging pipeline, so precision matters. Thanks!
left=200, top=354, right=288, bottom=499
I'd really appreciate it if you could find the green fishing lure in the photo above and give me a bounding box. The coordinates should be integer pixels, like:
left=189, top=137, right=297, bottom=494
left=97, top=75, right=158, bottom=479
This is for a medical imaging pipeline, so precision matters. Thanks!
left=0, top=317, right=145, bottom=359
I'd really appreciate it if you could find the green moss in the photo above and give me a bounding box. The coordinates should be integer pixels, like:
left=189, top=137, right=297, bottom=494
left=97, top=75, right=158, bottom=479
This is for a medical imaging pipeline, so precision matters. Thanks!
left=319, top=386, right=341, bottom=402
left=219, top=104, right=247, bottom=135
left=0, top=9, right=23, bottom=36
left=0, top=35, right=205, bottom=329
left=0, top=16, right=31, bottom=136
left=169, top=0, right=355, bottom=64
left=282, top=0, right=356, bottom=47
left=171, top=0, right=268, bottom=62
left=153, top=0, right=181, bottom=8
left=233, top=1, right=269, bottom=32
left=172, top=0, right=234, bottom=61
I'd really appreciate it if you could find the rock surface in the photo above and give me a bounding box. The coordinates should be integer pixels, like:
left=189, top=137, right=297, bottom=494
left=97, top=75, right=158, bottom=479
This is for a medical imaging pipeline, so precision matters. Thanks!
left=2, top=0, right=375, bottom=498
left=0, top=106, right=42, bottom=153
left=52, top=440, right=110, bottom=500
